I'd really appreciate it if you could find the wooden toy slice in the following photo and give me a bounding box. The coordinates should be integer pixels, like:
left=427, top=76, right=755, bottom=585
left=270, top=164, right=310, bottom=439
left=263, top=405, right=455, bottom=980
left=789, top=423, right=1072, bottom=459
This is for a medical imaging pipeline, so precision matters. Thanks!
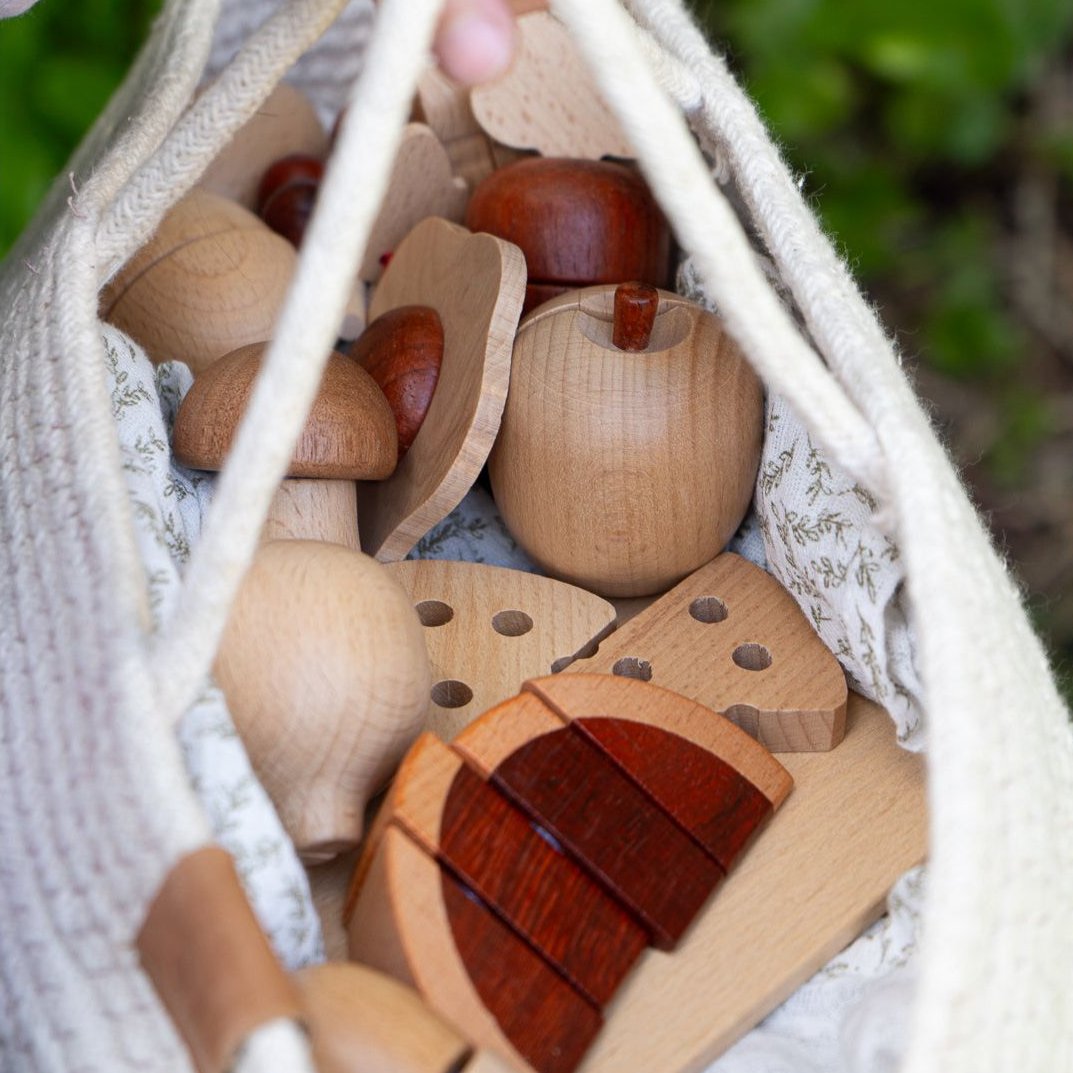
left=451, top=693, right=726, bottom=950
left=470, top=12, right=632, bottom=160
left=294, top=962, right=471, bottom=1073
left=384, top=559, right=617, bottom=739
left=566, top=553, right=849, bottom=751
left=361, top=124, right=469, bottom=284
left=346, top=824, right=602, bottom=1073
left=358, top=219, right=526, bottom=560
left=374, top=733, right=648, bottom=1006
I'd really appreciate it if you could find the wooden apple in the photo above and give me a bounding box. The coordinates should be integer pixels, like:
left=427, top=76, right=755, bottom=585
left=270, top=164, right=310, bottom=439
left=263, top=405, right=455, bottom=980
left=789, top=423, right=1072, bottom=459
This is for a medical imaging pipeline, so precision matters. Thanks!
left=488, top=283, right=764, bottom=598
left=466, top=157, right=672, bottom=314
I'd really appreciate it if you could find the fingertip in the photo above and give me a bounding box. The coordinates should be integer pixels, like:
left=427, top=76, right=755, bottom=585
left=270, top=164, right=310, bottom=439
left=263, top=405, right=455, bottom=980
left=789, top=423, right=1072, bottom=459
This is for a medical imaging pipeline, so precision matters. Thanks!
left=435, top=3, right=517, bottom=86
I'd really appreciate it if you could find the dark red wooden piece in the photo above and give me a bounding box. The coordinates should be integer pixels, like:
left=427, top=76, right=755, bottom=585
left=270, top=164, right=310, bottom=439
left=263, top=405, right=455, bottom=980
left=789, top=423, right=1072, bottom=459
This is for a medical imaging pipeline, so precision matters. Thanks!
left=441, top=871, right=603, bottom=1073
left=440, top=763, right=649, bottom=1006
left=573, top=717, right=774, bottom=873
left=466, top=158, right=672, bottom=309
left=351, top=305, right=444, bottom=457
left=612, top=281, right=659, bottom=351
left=489, top=726, right=724, bottom=949
left=256, top=154, right=325, bottom=247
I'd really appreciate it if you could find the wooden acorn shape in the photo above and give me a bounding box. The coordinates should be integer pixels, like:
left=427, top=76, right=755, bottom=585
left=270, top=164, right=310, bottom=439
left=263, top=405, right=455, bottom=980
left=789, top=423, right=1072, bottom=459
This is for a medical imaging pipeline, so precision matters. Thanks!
left=465, top=157, right=672, bottom=314
left=351, top=305, right=445, bottom=458
left=101, top=189, right=297, bottom=376
left=488, top=284, right=765, bottom=598
left=172, top=341, right=398, bottom=550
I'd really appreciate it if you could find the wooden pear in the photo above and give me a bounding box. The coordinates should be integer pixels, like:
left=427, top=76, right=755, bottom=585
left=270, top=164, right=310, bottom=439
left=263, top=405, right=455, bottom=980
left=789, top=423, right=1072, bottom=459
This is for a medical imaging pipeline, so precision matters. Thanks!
left=488, top=284, right=764, bottom=598
left=215, top=539, right=431, bottom=863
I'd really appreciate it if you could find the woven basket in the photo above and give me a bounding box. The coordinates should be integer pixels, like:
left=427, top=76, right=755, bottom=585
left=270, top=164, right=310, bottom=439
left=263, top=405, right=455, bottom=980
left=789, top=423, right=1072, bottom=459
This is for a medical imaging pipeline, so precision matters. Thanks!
left=2, top=1, right=1072, bottom=1070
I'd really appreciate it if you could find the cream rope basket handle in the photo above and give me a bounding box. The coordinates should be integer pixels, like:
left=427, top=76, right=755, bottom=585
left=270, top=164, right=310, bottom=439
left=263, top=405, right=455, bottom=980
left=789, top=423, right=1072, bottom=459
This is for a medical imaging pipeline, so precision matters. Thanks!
left=147, top=1, right=1073, bottom=1070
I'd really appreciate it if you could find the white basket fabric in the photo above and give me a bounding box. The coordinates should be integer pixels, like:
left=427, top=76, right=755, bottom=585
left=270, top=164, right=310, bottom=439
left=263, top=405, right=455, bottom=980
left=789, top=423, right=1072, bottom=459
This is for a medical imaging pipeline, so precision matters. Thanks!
left=1, top=2, right=1072, bottom=1073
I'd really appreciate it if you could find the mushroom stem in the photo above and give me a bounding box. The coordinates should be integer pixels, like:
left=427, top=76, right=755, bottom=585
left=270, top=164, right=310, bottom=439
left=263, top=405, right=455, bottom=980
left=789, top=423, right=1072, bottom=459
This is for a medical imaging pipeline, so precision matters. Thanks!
left=263, top=478, right=361, bottom=551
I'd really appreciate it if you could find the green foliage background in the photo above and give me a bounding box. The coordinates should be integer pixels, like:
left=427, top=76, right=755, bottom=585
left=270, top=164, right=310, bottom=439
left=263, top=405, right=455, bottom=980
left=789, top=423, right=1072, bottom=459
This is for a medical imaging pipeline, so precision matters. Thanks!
left=1, top=0, right=1071, bottom=690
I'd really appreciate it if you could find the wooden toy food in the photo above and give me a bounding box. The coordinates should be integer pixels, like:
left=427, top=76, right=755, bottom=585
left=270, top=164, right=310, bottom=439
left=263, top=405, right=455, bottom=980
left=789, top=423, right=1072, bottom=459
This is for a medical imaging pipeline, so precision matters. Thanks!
left=357, top=217, right=526, bottom=562
left=294, top=963, right=517, bottom=1073
left=214, top=539, right=430, bottom=862
left=343, top=681, right=926, bottom=1073
left=384, top=559, right=617, bottom=738
left=256, top=152, right=325, bottom=246
left=470, top=10, right=632, bottom=161
left=199, top=82, right=329, bottom=209
left=566, top=552, right=849, bottom=752
left=100, top=189, right=296, bottom=375
left=488, top=285, right=764, bottom=598
left=465, top=158, right=671, bottom=314
left=172, top=342, right=397, bottom=550
left=352, top=305, right=445, bottom=459
left=345, top=675, right=792, bottom=1073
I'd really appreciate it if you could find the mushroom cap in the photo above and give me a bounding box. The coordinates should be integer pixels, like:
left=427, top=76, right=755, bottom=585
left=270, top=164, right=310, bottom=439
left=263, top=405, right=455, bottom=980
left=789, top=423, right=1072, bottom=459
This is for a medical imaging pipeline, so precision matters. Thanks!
left=172, top=343, right=398, bottom=479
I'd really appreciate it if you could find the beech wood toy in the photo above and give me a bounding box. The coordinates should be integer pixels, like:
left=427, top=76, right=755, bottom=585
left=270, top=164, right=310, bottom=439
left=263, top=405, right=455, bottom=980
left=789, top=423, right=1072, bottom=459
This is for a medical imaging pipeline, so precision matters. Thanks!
left=199, top=82, right=329, bottom=209
left=100, top=189, right=297, bottom=375
left=357, top=217, right=526, bottom=561
left=488, top=286, right=764, bottom=598
left=352, top=305, right=444, bottom=458
left=295, top=963, right=520, bottom=1073
left=566, top=552, right=849, bottom=752
left=466, top=159, right=671, bottom=314
left=358, top=123, right=469, bottom=285
left=470, top=11, right=632, bottom=161
left=384, top=559, right=616, bottom=738
left=172, top=341, right=397, bottom=550
left=345, top=675, right=791, bottom=1073
left=343, top=683, right=925, bottom=1073
left=213, top=539, right=430, bottom=862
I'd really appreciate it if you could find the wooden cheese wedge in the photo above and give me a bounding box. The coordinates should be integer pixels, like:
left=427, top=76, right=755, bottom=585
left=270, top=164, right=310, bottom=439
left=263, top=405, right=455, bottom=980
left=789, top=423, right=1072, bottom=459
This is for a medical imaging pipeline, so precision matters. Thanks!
left=566, top=552, right=849, bottom=751
left=385, top=559, right=616, bottom=739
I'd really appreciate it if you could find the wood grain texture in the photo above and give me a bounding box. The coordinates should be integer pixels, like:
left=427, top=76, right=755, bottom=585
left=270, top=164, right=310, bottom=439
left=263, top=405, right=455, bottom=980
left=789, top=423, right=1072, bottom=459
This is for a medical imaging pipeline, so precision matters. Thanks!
left=346, top=824, right=542, bottom=1072
left=102, top=191, right=296, bottom=375
left=574, top=693, right=926, bottom=1073
left=137, top=847, right=303, bottom=1073
left=361, top=124, right=469, bottom=283
left=384, top=559, right=616, bottom=739
left=441, top=763, right=649, bottom=1006
left=486, top=724, right=725, bottom=949
left=306, top=847, right=361, bottom=961
left=199, top=82, right=328, bottom=208
left=412, top=67, right=529, bottom=190
left=260, top=479, right=361, bottom=551
left=295, top=963, right=471, bottom=1073
left=383, top=734, right=648, bottom=1006
left=572, top=716, right=774, bottom=873
left=562, top=553, right=849, bottom=752
left=352, top=305, right=444, bottom=458
left=488, top=288, right=763, bottom=598
left=442, top=869, right=604, bottom=1073
left=612, top=282, right=659, bottom=351
left=173, top=344, right=397, bottom=479
left=470, top=12, right=632, bottom=160
left=465, top=160, right=670, bottom=295
left=359, top=218, right=526, bottom=560
left=525, top=672, right=792, bottom=806
left=214, top=540, right=430, bottom=860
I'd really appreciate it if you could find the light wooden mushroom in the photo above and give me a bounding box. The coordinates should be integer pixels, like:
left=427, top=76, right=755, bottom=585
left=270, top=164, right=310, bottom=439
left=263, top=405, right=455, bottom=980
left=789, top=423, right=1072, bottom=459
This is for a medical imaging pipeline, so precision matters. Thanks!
left=172, top=342, right=397, bottom=549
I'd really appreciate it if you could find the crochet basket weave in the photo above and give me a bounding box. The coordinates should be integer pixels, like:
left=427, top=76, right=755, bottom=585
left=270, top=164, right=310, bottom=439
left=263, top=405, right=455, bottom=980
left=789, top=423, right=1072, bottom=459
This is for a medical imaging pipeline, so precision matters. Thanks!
left=2, top=0, right=1072, bottom=1071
